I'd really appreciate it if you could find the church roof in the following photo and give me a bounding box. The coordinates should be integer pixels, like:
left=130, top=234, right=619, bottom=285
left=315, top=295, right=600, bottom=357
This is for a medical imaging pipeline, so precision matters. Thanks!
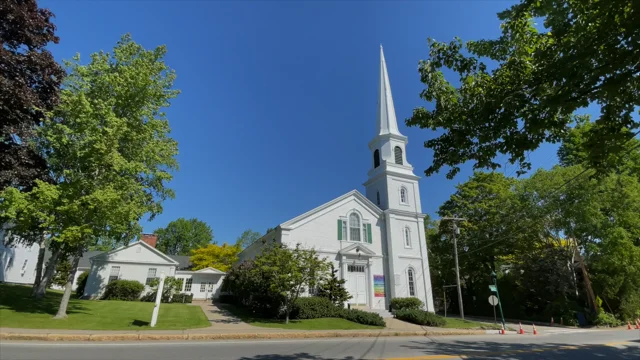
left=280, top=190, right=382, bottom=230
left=376, top=45, right=403, bottom=137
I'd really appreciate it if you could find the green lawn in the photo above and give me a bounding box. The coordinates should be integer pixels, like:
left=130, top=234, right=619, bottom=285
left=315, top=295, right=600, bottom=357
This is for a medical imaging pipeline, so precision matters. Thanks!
left=221, top=304, right=383, bottom=330
left=441, top=317, right=503, bottom=330
left=0, top=284, right=210, bottom=330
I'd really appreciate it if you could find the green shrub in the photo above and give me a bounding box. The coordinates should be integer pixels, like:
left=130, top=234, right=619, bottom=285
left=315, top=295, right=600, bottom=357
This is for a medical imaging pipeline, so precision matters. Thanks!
left=593, top=309, right=621, bottom=327
left=390, top=297, right=424, bottom=311
left=171, top=293, right=193, bottom=303
left=338, top=308, right=385, bottom=327
left=395, top=309, right=446, bottom=327
left=290, top=297, right=340, bottom=319
left=101, top=280, right=144, bottom=301
left=75, top=271, right=89, bottom=298
left=218, top=294, right=236, bottom=304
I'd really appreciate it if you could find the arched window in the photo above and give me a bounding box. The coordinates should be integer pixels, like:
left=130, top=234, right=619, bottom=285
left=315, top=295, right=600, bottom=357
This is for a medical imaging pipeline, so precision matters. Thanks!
left=373, top=149, right=380, bottom=168
left=394, top=146, right=403, bottom=165
left=376, top=191, right=380, bottom=205
left=349, top=213, right=361, bottom=242
left=404, top=227, right=411, bottom=248
left=407, top=268, right=416, bottom=296
left=400, top=187, right=408, bottom=204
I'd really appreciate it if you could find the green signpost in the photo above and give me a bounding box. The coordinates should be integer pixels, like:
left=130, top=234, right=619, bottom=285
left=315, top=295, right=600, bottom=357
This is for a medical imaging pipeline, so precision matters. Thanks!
left=490, top=271, right=506, bottom=328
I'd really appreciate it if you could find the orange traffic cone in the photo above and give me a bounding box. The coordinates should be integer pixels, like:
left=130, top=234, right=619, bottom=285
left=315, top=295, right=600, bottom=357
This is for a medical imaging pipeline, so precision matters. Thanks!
left=500, top=323, right=505, bottom=335
left=533, top=323, right=538, bottom=335
left=635, top=319, right=640, bottom=329
left=628, top=321, right=633, bottom=330
left=519, top=322, right=525, bottom=334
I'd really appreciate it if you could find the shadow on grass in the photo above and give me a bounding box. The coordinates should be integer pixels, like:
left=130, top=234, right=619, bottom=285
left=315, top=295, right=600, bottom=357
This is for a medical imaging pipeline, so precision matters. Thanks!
left=130, top=319, right=150, bottom=327
left=0, top=283, right=88, bottom=316
left=216, top=303, right=295, bottom=325
left=238, top=354, right=359, bottom=360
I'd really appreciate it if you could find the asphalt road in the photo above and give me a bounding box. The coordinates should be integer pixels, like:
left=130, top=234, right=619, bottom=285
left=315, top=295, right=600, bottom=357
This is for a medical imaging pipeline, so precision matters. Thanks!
left=1, top=329, right=638, bottom=360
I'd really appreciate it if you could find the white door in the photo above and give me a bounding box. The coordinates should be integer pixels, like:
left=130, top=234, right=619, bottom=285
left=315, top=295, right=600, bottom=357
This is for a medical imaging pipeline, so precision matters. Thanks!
left=347, top=264, right=367, bottom=305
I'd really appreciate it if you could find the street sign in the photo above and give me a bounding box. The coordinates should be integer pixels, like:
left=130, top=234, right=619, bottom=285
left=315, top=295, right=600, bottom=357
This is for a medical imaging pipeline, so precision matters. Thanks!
left=488, top=295, right=499, bottom=306
left=489, top=284, right=497, bottom=292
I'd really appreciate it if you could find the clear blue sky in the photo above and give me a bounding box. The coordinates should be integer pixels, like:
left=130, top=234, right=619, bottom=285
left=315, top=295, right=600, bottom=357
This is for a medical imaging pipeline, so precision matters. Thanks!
left=42, top=0, right=560, bottom=244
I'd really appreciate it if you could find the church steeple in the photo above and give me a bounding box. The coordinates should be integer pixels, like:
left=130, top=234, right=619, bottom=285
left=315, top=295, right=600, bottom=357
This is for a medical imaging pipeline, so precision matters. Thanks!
left=376, top=45, right=403, bottom=137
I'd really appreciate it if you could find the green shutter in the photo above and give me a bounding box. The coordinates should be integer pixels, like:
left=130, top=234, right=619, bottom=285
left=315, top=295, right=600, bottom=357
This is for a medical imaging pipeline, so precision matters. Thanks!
left=337, top=219, right=343, bottom=240
left=367, top=223, right=372, bottom=244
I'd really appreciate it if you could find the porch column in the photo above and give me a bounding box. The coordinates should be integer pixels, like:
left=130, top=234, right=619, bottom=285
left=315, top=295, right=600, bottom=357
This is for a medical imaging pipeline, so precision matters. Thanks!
left=368, top=258, right=374, bottom=309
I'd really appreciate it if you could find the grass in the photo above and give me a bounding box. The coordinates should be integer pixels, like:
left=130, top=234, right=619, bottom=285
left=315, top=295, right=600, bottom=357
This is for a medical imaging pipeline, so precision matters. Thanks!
left=0, top=284, right=210, bottom=330
left=221, top=304, right=383, bottom=330
left=441, top=317, right=503, bottom=330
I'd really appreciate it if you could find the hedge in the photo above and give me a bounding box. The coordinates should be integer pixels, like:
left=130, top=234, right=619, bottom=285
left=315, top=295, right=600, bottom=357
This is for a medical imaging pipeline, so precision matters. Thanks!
left=171, top=293, right=193, bottom=303
left=338, top=308, right=386, bottom=327
left=394, top=309, right=446, bottom=327
left=101, top=280, right=144, bottom=301
left=290, top=297, right=340, bottom=319
left=390, top=297, right=423, bottom=311
left=218, top=294, right=237, bottom=304
left=75, top=271, right=89, bottom=298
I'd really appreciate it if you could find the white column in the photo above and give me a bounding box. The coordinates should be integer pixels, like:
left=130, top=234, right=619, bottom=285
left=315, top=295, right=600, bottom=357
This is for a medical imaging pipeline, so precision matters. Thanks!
left=150, top=272, right=165, bottom=327
left=367, top=258, right=374, bottom=309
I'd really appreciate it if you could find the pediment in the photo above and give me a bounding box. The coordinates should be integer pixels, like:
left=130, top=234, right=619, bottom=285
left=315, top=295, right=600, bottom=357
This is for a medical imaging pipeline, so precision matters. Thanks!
left=338, top=243, right=376, bottom=256
left=195, top=267, right=225, bottom=274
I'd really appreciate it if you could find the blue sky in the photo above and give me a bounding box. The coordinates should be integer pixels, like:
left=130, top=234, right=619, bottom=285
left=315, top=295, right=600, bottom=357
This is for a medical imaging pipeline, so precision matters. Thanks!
left=41, top=0, right=561, bottom=244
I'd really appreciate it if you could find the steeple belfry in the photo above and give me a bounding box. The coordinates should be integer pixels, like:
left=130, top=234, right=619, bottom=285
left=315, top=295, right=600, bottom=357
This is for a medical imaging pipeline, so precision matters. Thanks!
left=377, top=45, right=403, bottom=137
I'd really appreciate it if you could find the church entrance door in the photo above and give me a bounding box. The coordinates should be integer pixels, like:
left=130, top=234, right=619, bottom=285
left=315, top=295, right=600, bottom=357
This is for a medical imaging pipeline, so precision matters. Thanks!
left=347, top=264, right=367, bottom=306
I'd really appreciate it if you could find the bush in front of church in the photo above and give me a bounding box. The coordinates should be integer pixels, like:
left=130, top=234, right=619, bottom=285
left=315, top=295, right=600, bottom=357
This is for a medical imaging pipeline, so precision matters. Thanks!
left=338, top=308, right=386, bottom=327
left=394, top=308, right=446, bottom=327
left=390, top=297, right=424, bottom=311
left=101, top=280, right=145, bottom=301
left=290, top=297, right=340, bottom=319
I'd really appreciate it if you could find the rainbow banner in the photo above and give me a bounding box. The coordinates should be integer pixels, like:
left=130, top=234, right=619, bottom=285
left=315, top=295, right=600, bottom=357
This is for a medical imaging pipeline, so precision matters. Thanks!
left=374, top=275, right=385, bottom=297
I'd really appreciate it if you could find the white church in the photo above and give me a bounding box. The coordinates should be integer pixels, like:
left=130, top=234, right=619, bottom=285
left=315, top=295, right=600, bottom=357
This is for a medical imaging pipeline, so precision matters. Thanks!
left=238, top=47, right=435, bottom=312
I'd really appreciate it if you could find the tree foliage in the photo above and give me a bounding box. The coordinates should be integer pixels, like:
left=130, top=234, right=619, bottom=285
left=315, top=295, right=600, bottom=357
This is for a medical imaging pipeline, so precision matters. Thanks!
left=406, top=0, right=640, bottom=179
left=0, top=0, right=65, bottom=190
left=316, top=263, right=351, bottom=306
left=235, top=229, right=262, bottom=249
left=190, top=243, right=240, bottom=272
left=0, top=34, right=179, bottom=317
left=155, top=218, right=213, bottom=255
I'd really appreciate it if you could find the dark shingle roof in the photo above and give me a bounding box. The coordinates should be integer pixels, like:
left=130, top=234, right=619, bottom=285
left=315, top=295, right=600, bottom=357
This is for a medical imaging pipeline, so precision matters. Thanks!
left=78, top=251, right=105, bottom=268
left=167, top=255, right=192, bottom=270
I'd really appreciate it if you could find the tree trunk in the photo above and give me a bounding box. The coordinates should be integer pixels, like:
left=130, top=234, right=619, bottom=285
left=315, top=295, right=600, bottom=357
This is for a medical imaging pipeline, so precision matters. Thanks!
left=285, top=309, right=289, bottom=324
left=54, top=249, right=81, bottom=319
left=33, top=245, right=60, bottom=299
left=31, top=232, right=46, bottom=296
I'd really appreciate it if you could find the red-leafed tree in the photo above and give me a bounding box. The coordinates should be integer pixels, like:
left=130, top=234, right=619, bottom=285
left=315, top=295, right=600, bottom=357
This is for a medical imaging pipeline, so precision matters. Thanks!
left=0, top=0, right=65, bottom=190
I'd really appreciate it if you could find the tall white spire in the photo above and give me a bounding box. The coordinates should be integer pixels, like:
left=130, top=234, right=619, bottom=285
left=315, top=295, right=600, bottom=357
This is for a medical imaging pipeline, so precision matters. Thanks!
left=377, top=45, right=402, bottom=136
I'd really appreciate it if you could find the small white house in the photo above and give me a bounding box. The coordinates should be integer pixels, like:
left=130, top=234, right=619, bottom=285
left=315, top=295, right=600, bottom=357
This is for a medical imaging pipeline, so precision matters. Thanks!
left=83, top=239, right=225, bottom=300
left=0, top=233, right=41, bottom=285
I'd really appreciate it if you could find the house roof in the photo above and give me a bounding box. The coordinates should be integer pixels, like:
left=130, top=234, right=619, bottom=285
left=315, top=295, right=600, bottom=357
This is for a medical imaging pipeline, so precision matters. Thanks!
left=90, top=241, right=179, bottom=265
left=78, top=251, right=104, bottom=268
left=280, top=190, right=382, bottom=230
left=176, top=267, right=225, bottom=275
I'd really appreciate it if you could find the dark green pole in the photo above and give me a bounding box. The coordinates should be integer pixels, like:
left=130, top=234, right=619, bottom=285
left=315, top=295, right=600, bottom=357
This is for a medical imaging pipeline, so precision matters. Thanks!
left=492, top=271, right=506, bottom=328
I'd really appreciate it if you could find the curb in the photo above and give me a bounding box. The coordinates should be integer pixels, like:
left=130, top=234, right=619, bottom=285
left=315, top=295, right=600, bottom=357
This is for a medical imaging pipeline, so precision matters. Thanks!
left=0, top=329, right=485, bottom=342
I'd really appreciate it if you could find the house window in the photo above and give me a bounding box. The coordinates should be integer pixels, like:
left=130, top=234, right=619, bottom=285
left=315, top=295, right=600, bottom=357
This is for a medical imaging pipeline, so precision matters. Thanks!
left=408, top=269, right=416, bottom=296
left=349, top=213, right=361, bottom=242
left=400, top=187, right=408, bottom=204
left=109, top=266, right=120, bottom=283
left=176, top=278, right=185, bottom=291
left=208, top=282, right=214, bottom=291
left=404, top=227, right=411, bottom=248
left=4, top=256, right=12, bottom=271
left=21, top=259, right=28, bottom=271
left=146, top=268, right=157, bottom=286
left=348, top=264, right=365, bottom=272
left=373, top=149, right=380, bottom=168
left=394, top=146, right=403, bottom=165
left=184, top=278, right=192, bottom=292
left=342, top=220, right=348, bottom=241
left=200, top=283, right=206, bottom=292
left=362, top=223, right=368, bottom=243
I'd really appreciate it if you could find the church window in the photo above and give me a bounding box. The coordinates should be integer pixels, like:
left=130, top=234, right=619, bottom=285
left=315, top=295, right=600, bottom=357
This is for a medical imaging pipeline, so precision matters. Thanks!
left=362, top=223, right=368, bottom=243
left=376, top=191, right=380, bottom=205
left=373, top=149, right=380, bottom=168
left=404, top=227, right=411, bottom=248
left=400, top=187, right=408, bottom=204
left=349, top=213, right=361, bottom=242
left=394, top=146, right=403, bottom=165
left=408, top=269, right=416, bottom=296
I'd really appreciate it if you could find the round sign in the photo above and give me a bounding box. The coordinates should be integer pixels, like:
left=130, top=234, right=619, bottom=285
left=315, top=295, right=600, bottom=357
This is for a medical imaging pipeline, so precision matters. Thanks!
left=488, top=295, right=499, bottom=306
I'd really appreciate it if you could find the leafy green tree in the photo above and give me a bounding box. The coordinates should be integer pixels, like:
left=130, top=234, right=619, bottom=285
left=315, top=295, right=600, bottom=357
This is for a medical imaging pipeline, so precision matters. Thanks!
left=190, top=243, right=240, bottom=272
left=317, top=263, right=351, bottom=306
left=253, top=243, right=331, bottom=323
left=155, top=218, right=213, bottom=255
left=406, top=0, right=639, bottom=179
left=0, top=34, right=179, bottom=318
left=235, top=229, right=261, bottom=249
left=50, top=259, right=71, bottom=288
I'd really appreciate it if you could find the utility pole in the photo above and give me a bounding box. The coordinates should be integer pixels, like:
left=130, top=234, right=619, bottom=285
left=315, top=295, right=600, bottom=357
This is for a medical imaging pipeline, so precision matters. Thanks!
left=442, top=217, right=465, bottom=320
